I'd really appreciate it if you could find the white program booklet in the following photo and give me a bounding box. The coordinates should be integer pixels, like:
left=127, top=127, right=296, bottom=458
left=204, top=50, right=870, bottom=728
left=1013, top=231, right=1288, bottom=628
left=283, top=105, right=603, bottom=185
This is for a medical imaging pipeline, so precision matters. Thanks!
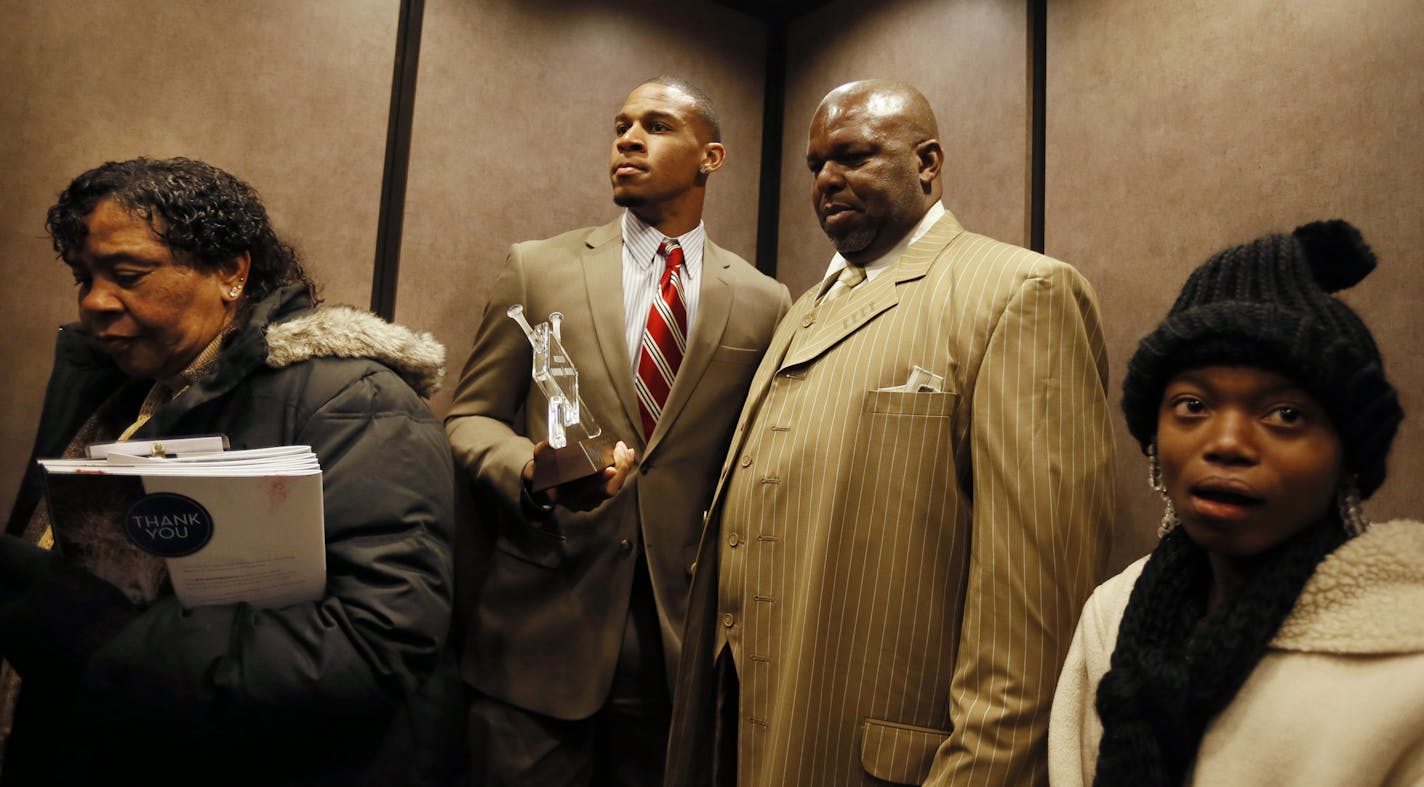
left=39, top=444, right=326, bottom=609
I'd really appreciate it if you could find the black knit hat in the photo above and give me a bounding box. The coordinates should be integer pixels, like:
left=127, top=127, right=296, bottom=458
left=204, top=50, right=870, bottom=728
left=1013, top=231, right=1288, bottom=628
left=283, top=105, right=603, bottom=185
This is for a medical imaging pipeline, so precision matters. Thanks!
left=1121, top=220, right=1402, bottom=498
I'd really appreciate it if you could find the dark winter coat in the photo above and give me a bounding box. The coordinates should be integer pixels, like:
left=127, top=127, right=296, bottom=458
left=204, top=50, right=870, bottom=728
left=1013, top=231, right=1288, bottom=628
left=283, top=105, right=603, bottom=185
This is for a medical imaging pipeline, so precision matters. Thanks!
left=2, top=286, right=462, bottom=786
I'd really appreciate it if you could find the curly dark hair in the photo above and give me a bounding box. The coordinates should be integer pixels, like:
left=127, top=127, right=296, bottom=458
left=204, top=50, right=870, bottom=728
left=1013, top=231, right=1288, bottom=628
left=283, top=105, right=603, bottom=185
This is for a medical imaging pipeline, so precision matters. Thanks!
left=45, top=157, right=317, bottom=306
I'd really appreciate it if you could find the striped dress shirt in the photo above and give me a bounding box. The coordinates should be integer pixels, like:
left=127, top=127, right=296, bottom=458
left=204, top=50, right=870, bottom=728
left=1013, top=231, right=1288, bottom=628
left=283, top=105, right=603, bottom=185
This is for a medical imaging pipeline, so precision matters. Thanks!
left=621, top=210, right=703, bottom=375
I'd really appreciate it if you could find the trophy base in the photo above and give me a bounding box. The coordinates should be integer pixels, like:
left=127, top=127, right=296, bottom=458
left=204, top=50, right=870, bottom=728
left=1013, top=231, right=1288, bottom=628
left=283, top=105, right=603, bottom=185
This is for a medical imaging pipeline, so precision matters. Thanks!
left=530, top=436, right=618, bottom=493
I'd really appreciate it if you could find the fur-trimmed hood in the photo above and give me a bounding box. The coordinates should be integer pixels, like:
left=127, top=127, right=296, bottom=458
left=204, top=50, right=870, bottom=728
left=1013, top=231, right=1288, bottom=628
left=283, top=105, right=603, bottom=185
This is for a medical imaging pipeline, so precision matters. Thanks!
left=264, top=305, right=446, bottom=397
left=1273, top=519, right=1424, bottom=654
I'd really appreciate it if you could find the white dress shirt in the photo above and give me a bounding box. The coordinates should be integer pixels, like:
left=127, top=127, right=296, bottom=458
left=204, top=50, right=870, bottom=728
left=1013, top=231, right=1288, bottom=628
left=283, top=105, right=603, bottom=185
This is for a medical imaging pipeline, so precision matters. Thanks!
left=621, top=210, right=704, bottom=373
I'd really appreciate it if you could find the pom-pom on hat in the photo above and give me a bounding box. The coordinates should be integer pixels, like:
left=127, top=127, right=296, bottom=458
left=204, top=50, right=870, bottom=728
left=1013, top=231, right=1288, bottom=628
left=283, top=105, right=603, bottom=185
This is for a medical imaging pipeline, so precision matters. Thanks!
left=1121, top=220, right=1402, bottom=498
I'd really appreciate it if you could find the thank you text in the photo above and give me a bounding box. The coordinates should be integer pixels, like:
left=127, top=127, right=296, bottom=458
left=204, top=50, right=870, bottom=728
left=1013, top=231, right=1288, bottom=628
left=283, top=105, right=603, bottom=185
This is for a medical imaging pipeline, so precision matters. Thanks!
left=125, top=492, right=215, bottom=557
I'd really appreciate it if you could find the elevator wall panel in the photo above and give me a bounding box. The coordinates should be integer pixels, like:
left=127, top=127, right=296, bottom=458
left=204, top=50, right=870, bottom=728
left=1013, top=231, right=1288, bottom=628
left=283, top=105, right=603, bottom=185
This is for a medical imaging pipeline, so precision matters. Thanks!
left=0, top=0, right=400, bottom=517
left=1046, top=0, right=1424, bottom=571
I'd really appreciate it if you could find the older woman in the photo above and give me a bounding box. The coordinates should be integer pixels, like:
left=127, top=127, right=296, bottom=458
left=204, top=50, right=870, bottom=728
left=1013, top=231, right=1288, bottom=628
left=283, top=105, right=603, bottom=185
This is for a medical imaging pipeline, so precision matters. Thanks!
left=1048, top=221, right=1423, bottom=785
left=0, top=158, right=459, bottom=786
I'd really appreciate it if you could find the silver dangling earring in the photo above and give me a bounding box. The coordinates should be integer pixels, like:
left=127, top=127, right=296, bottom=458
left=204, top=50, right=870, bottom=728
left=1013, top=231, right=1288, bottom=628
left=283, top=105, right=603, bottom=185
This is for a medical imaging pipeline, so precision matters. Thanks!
left=1148, top=442, right=1179, bottom=538
left=1337, top=476, right=1369, bottom=537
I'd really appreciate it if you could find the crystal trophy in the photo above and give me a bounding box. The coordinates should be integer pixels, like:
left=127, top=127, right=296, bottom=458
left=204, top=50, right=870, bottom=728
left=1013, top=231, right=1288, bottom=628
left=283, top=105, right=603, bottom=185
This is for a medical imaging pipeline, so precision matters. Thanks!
left=508, top=305, right=617, bottom=492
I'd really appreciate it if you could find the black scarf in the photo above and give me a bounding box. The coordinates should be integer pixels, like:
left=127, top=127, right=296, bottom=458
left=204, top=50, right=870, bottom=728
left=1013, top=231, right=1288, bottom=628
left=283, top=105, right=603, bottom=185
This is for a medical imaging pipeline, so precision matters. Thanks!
left=1092, top=519, right=1348, bottom=785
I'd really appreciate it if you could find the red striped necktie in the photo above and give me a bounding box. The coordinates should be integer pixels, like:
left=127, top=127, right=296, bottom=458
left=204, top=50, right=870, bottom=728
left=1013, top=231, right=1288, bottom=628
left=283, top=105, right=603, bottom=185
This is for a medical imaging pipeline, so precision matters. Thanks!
left=635, top=240, right=688, bottom=438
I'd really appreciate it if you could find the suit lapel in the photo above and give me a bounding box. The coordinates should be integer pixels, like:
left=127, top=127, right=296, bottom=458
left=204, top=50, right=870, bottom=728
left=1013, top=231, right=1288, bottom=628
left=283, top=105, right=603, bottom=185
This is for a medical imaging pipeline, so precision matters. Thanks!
left=700, top=213, right=968, bottom=544
left=779, top=275, right=898, bottom=371
left=581, top=220, right=644, bottom=448
left=779, top=213, right=965, bottom=371
left=643, top=241, right=733, bottom=462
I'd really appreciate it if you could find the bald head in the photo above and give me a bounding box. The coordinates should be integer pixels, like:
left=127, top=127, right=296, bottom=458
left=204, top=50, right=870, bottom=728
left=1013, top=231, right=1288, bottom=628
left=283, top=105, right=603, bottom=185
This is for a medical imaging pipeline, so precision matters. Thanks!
left=806, top=80, right=945, bottom=264
left=816, top=79, right=940, bottom=152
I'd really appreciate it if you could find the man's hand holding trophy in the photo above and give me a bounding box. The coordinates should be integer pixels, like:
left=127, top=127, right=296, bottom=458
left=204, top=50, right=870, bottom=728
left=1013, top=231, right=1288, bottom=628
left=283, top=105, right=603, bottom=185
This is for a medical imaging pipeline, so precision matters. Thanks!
left=508, top=305, right=635, bottom=511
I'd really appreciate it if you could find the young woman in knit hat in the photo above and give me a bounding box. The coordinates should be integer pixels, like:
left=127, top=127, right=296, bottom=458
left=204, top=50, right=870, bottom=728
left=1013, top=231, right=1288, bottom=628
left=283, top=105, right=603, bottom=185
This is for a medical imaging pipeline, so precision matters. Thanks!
left=1048, top=220, right=1423, bottom=786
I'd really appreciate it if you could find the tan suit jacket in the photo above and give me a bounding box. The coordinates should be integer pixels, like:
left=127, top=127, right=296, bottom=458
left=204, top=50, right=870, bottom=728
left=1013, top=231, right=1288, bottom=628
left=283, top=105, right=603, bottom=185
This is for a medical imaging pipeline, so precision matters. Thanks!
left=447, top=219, right=789, bottom=719
left=666, top=212, right=1115, bottom=786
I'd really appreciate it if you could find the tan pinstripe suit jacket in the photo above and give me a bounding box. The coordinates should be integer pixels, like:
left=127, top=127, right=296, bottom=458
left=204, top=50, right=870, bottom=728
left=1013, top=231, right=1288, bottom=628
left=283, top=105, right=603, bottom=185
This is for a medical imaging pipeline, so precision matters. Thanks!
left=447, top=220, right=789, bottom=719
left=666, top=212, right=1115, bottom=786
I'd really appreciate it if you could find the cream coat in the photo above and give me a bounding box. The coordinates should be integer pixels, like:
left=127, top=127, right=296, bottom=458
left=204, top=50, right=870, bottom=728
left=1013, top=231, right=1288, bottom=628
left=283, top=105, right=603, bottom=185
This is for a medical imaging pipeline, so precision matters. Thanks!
left=1049, top=519, right=1424, bottom=787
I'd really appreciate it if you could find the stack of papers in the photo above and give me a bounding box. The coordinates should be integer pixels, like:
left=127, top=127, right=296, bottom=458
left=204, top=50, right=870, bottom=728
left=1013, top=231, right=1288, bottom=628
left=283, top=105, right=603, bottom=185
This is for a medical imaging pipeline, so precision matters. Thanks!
left=39, top=439, right=325, bottom=609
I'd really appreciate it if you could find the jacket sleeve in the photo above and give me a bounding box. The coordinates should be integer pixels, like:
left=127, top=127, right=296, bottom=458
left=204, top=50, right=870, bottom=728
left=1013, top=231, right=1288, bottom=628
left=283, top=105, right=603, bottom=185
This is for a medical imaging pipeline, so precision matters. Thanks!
left=67, top=366, right=455, bottom=733
left=445, top=244, right=539, bottom=514
left=926, top=264, right=1116, bottom=786
left=0, top=535, right=139, bottom=681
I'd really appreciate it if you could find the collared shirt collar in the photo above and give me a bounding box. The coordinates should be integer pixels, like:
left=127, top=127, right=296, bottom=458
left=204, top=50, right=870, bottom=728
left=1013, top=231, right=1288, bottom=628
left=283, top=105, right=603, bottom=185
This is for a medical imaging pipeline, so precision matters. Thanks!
left=622, top=210, right=706, bottom=276
left=822, top=200, right=946, bottom=283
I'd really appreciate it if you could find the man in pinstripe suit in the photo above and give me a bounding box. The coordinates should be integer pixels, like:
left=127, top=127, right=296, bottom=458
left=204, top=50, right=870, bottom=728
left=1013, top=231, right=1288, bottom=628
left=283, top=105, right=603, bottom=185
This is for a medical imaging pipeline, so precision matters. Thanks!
left=667, top=80, right=1116, bottom=786
left=447, top=78, right=789, bottom=786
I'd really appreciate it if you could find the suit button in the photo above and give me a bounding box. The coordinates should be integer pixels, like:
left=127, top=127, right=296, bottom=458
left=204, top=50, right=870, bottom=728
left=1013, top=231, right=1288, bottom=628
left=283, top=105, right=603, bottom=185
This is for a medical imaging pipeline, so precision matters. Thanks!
left=728, top=533, right=739, bottom=547
left=687, top=561, right=697, bottom=577
left=800, top=316, right=813, bottom=328
left=739, top=455, right=752, bottom=467
left=618, top=538, right=633, bottom=556
left=722, top=613, right=734, bottom=628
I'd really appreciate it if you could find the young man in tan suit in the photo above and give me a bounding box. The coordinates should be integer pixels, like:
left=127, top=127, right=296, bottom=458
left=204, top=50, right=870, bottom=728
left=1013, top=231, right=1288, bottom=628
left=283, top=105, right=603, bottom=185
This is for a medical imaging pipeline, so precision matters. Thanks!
left=446, top=78, right=788, bottom=786
left=667, top=80, right=1115, bottom=786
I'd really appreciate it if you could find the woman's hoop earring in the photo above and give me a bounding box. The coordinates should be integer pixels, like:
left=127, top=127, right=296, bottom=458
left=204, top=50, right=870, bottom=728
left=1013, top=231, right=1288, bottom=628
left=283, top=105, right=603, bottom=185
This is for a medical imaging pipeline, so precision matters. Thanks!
left=1337, top=476, right=1369, bottom=537
left=1148, top=442, right=1179, bottom=538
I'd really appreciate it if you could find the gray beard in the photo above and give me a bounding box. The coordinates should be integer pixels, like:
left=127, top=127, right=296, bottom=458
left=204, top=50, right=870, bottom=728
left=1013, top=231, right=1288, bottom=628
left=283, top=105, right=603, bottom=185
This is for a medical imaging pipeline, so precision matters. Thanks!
left=826, top=224, right=875, bottom=255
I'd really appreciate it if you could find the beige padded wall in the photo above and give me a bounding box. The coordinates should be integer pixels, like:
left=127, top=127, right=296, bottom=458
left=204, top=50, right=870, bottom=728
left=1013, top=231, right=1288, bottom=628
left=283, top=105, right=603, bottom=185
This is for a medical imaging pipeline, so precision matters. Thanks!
left=1046, top=0, right=1424, bottom=572
left=779, top=0, right=1029, bottom=296
left=398, top=0, right=767, bottom=415
left=0, top=0, right=399, bottom=517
